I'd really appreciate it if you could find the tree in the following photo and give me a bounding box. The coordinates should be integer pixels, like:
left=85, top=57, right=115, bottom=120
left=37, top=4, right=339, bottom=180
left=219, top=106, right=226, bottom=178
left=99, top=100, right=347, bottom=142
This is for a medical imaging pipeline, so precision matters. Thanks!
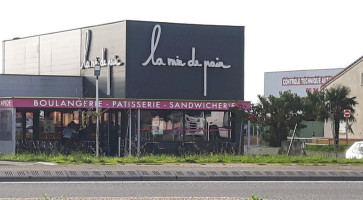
left=229, top=105, right=251, bottom=155
left=319, top=85, right=357, bottom=157
left=255, top=91, right=305, bottom=147
left=302, top=90, right=326, bottom=121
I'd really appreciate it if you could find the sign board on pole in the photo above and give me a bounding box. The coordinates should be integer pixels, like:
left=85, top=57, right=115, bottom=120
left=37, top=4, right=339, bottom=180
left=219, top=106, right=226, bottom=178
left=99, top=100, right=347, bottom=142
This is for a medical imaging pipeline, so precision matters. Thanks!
left=344, top=109, right=351, bottom=118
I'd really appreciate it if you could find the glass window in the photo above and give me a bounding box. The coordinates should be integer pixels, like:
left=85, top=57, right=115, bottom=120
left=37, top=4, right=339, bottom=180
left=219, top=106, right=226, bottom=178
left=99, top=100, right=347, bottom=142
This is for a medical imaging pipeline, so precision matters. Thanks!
left=63, top=112, right=74, bottom=127
left=82, top=112, right=97, bottom=140
left=206, top=111, right=231, bottom=141
left=141, top=110, right=184, bottom=142
left=140, top=110, right=231, bottom=143
left=38, top=111, right=62, bottom=140
left=185, top=111, right=206, bottom=142
left=16, top=112, right=23, bottom=140
left=25, top=112, right=34, bottom=140
left=0, top=110, right=13, bottom=141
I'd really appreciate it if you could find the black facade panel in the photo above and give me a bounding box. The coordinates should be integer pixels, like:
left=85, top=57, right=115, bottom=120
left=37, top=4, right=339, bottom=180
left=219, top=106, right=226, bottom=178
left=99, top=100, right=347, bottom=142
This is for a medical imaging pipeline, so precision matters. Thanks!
left=0, top=75, right=83, bottom=98
left=82, top=66, right=126, bottom=98
left=126, top=21, right=244, bottom=100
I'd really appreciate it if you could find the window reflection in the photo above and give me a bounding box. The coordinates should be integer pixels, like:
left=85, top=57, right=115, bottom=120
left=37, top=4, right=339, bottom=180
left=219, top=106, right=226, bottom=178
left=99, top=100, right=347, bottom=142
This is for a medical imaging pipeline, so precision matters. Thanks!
left=25, top=112, right=34, bottom=139
left=141, top=110, right=231, bottom=143
left=206, top=111, right=231, bottom=141
left=16, top=112, right=23, bottom=140
left=39, top=111, right=61, bottom=140
left=141, top=110, right=183, bottom=142
left=185, top=111, right=205, bottom=142
left=0, top=110, right=13, bottom=141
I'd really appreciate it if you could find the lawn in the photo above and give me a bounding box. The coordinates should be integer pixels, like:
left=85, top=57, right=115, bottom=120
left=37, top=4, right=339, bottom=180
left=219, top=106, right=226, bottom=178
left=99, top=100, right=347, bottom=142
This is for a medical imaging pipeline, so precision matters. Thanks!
left=1, top=152, right=362, bottom=165
left=304, top=144, right=349, bottom=153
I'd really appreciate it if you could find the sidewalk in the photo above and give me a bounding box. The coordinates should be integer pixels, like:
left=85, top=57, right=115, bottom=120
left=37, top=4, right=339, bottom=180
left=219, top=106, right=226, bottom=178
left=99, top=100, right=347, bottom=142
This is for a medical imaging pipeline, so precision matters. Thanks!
left=1, top=161, right=363, bottom=182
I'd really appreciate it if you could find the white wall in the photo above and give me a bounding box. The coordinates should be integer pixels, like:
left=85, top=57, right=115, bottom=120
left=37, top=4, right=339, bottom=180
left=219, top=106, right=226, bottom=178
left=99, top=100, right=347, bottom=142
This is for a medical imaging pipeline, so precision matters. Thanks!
left=264, top=68, right=343, bottom=97
left=323, top=61, right=363, bottom=139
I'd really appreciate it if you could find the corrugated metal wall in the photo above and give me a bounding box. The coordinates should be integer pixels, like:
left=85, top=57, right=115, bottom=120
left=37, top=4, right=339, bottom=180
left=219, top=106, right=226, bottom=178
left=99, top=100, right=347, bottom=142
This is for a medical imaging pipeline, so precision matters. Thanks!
left=297, top=121, right=324, bottom=138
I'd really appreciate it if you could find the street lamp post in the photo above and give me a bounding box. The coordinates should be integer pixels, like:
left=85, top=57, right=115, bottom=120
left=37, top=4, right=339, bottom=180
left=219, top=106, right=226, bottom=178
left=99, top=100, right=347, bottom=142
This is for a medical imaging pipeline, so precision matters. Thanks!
left=94, top=57, right=101, bottom=157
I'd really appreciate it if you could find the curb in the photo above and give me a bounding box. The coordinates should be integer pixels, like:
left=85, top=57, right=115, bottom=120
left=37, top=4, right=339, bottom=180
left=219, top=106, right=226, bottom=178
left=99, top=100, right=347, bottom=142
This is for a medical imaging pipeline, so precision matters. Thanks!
left=1, top=170, right=363, bottom=182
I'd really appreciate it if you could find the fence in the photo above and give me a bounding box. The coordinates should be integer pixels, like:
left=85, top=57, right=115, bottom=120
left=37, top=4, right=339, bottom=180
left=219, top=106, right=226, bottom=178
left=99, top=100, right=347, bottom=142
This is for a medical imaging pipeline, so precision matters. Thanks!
left=312, top=137, right=361, bottom=145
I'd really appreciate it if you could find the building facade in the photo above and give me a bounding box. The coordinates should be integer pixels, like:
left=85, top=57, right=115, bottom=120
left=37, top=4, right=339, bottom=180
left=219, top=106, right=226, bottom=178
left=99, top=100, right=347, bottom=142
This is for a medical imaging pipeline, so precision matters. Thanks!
left=322, top=56, right=363, bottom=141
left=264, top=68, right=343, bottom=97
left=0, top=20, right=249, bottom=154
left=264, top=68, right=343, bottom=139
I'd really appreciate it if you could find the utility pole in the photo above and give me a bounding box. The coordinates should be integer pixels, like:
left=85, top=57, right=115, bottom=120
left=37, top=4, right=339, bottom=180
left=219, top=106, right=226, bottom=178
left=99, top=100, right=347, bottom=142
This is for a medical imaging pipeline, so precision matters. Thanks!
left=94, top=58, right=101, bottom=157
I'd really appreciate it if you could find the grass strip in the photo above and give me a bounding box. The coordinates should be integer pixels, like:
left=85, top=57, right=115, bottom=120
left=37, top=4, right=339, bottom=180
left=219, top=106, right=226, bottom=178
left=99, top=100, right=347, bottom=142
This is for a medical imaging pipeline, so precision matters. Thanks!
left=305, top=145, right=349, bottom=153
left=1, top=152, right=363, bottom=165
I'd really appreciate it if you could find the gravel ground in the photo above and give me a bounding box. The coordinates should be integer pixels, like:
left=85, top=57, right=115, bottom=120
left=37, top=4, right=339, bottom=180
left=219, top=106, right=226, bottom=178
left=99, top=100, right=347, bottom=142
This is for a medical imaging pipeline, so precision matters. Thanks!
left=0, top=160, right=362, bottom=172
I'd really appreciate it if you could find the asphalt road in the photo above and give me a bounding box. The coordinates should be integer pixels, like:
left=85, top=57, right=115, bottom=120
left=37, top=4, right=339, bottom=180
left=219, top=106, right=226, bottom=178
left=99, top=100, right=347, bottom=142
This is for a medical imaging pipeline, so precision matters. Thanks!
left=0, top=181, right=362, bottom=200
left=1, top=161, right=363, bottom=199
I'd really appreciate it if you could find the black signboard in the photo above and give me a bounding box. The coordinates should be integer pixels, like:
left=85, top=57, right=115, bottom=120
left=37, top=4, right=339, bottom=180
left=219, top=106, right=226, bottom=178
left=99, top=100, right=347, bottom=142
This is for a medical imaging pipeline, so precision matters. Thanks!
left=126, top=21, right=244, bottom=101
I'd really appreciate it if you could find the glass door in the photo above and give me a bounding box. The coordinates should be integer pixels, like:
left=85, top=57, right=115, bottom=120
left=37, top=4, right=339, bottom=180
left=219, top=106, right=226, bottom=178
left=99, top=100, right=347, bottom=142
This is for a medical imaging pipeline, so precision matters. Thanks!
left=0, top=108, right=16, bottom=154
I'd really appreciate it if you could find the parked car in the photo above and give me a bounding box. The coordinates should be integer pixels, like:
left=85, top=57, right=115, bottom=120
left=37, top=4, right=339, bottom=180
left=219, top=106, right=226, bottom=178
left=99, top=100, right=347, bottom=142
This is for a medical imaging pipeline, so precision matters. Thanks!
left=345, top=141, right=363, bottom=159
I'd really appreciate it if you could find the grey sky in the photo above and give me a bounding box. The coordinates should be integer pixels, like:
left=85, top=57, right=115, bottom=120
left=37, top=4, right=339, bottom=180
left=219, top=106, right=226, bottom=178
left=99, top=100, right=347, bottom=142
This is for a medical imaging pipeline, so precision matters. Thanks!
left=1, top=0, right=363, bottom=103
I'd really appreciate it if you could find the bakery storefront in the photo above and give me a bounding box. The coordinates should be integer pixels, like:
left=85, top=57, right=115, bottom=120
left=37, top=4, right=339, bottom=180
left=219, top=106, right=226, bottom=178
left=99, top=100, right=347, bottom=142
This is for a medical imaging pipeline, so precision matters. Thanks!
left=0, top=20, right=248, bottom=155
